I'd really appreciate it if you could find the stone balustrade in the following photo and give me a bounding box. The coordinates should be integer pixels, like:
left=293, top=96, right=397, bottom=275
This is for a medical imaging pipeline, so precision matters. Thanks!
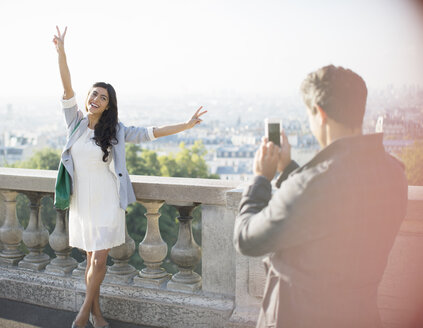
left=0, top=168, right=248, bottom=328
left=0, top=167, right=422, bottom=328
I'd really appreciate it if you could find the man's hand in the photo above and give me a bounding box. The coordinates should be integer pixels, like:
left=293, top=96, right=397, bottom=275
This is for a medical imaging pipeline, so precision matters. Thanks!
left=253, top=140, right=279, bottom=181
left=277, top=130, right=291, bottom=172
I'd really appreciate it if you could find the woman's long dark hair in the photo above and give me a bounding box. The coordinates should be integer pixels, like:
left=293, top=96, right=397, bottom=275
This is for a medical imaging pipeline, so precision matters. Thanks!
left=85, top=82, right=118, bottom=162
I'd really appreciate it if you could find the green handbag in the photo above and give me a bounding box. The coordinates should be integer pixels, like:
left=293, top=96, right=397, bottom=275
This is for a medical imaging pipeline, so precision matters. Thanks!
left=54, top=120, right=82, bottom=210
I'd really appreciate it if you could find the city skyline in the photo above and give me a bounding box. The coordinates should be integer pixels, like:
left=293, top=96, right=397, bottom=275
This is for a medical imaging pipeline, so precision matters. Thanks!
left=1, top=0, right=423, bottom=102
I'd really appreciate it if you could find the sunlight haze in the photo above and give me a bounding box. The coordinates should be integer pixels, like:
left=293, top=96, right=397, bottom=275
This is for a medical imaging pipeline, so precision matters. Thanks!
left=0, top=0, right=422, bottom=101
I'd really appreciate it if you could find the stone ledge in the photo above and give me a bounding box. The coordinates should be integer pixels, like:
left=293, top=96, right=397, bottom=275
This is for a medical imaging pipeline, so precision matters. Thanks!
left=405, top=186, right=423, bottom=222
left=0, top=167, right=241, bottom=206
left=226, top=306, right=258, bottom=328
left=225, top=188, right=243, bottom=210
left=0, top=266, right=235, bottom=328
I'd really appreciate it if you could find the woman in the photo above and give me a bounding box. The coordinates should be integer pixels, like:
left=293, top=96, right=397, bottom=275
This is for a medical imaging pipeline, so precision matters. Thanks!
left=52, top=26, right=206, bottom=328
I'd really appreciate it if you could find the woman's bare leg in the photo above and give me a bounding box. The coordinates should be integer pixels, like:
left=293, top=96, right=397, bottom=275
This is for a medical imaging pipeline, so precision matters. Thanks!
left=90, top=251, right=109, bottom=326
left=84, top=253, right=102, bottom=321
left=74, top=249, right=109, bottom=327
left=91, top=287, right=101, bottom=318
left=85, top=252, right=92, bottom=286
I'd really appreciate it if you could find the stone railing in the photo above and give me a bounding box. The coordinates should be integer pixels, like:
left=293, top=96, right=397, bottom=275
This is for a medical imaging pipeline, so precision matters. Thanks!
left=0, top=167, right=422, bottom=328
left=0, top=167, right=258, bottom=328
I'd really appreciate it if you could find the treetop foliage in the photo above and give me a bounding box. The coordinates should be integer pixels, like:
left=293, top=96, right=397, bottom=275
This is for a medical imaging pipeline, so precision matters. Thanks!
left=8, top=148, right=61, bottom=170
left=399, top=140, right=423, bottom=186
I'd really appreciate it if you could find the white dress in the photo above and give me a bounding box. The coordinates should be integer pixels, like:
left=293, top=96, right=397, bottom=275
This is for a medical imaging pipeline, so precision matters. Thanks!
left=69, top=127, right=126, bottom=252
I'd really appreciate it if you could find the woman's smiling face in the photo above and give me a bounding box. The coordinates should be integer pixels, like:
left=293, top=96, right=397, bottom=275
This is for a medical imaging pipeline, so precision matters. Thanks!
left=86, top=87, right=109, bottom=114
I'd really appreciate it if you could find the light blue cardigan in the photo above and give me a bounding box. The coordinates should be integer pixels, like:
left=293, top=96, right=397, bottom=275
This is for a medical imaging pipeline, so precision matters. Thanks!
left=60, top=96, right=156, bottom=210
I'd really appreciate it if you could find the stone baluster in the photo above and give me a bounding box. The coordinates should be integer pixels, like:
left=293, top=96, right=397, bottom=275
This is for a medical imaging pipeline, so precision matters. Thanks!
left=72, top=249, right=87, bottom=277
left=45, top=208, right=77, bottom=275
left=107, top=217, right=137, bottom=283
left=134, top=200, right=170, bottom=288
left=0, top=190, right=24, bottom=265
left=18, top=192, right=50, bottom=271
left=167, top=203, right=202, bottom=292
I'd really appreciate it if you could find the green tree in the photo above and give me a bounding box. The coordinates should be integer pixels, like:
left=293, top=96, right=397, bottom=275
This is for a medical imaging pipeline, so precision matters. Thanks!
left=159, top=140, right=219, bottom=179
left=10, top=148, right=61, bottom=170
left=399, top=141, right=423, bottom=186
left=6, top=149, right=61, bottom=256
left=125, top=144, right=161, bottom=176
left=125, top=141, right=216, bottom=272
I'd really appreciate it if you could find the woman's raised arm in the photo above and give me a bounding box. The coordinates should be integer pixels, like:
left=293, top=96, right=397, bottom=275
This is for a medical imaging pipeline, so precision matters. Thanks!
left=52, top=26, right=74, bottom=100
left=152, top=106, right=207, bottom=138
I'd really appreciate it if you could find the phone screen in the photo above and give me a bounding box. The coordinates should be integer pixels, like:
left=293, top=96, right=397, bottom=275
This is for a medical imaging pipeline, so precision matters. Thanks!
left=268, top=123, right=280, bottom=146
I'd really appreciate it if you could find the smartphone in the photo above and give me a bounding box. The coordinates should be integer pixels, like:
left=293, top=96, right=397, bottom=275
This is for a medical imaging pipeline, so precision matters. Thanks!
left=265, top=118, right=281, bottom=147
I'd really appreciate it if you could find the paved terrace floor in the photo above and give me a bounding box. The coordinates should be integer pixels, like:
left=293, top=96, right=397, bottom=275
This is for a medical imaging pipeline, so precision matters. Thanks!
left=0, top=298, right=157, bottom=328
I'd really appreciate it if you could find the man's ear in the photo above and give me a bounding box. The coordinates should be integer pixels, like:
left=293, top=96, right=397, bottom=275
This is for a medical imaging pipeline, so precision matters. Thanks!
left=315, top=105, right=327, bottom=125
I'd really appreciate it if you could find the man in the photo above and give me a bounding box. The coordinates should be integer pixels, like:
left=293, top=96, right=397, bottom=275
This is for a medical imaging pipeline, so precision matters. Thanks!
left=233, top=65, right=408, bottom=328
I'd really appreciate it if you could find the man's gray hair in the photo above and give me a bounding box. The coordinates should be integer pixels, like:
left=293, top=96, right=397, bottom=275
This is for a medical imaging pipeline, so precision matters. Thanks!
left=300, top=65, right=367, bottom=128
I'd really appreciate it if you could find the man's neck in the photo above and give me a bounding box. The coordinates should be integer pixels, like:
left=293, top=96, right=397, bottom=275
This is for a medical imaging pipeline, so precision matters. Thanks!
left=324, top=122, right=362, bottom=147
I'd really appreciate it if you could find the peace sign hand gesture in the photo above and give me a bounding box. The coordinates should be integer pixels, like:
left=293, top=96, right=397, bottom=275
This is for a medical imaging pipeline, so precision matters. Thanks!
left=186, top=106, right=207, bottom=129
left=52, top=26, right=67, bottom=53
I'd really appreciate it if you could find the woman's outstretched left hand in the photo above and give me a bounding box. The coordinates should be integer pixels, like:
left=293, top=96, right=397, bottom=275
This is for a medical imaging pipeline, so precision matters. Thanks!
left=186, top=107, right=207, bottom=129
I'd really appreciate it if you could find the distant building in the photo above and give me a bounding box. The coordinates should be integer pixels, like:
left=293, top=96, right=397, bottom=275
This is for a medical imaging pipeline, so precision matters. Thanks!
left=0, top=131, right=53, bottom=165
left=376, top=115, right=423, bottom=139
left=215, top=163, right=252, bottom=181
left=215, top=145, right=256, bottom=160
left=375, top=114, right=423, bottom=154
left=382, top=140, right=414, bottom=154
left=296, top=133, right=319, bottom=149
left=208, top=144, right=256, bottom=181
left=231, top=135, right=258, bottom=146
left=0, top=146, right=24, bottom=165
left=283, top=119, right=302, bottom=134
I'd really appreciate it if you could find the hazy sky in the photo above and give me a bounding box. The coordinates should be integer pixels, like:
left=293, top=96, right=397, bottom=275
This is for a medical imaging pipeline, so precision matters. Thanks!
left=0, top=0, right=422, bottom=100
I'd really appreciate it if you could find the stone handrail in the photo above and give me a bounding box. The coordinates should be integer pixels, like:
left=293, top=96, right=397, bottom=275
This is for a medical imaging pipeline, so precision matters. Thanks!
left=0, top=167, right=252, bottom=328
left=0, top=167, right=237, bottom=205
left=0, top=167, right=423, bottom=328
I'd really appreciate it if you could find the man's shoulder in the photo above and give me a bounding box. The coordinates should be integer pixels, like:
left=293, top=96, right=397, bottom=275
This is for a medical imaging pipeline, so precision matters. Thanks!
left=287, top=158, right=334, bottom=188
left=385, top=152, right=406, bottom=170
left=274, top=158, right=336, bottom=206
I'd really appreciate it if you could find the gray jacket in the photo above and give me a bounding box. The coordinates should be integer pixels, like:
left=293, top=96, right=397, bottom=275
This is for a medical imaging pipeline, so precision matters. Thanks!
left=60, top=97, right=155, bottom=210
left=234, top=134, right=408, bottom=328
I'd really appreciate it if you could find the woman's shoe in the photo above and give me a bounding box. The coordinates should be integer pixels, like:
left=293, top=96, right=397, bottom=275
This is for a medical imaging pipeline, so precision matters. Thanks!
left=71, top=321, right=87, bottom=328
left=89, top=313, right=110, bottom=328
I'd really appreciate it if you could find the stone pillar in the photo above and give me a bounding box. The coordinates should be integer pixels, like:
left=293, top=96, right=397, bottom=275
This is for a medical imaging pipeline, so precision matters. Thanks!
left=167, top=204, right=202, bottom=292
left=107, top=218, right=137, bottom=284
left=45, top=208, right=77, bottom=275
left=226, top=189, right=261, bottom=328
left=72, top=249, right=87, bottom=277
left=0, top=190, right=24, bottom=265
left=134, top=200, right=170, bottom=288
left=0, top=192, right=6, bottom=251
left=201, top=204, right=236, bottom=296
left=18, top=192, right=50, bottom=271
